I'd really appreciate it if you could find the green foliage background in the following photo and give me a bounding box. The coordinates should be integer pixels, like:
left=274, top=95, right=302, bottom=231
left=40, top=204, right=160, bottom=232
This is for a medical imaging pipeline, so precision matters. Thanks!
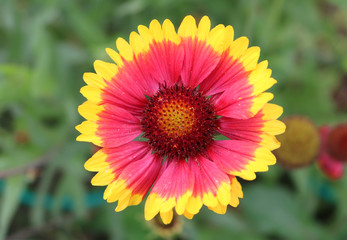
left=1, top=0, right=347, bottom=239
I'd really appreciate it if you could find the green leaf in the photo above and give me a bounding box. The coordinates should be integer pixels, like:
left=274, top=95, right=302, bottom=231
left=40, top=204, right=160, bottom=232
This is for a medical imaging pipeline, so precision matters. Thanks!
left=0, top=175, right=26, bottom=239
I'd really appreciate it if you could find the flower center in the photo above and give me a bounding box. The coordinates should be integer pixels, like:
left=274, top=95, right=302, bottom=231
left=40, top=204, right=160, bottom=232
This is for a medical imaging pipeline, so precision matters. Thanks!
left=141, top=85, right=218, bottom=159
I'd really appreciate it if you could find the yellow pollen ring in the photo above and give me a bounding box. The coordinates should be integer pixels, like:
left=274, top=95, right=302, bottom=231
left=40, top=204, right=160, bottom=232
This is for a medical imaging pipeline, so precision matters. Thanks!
left=157, top=100, right=196, bottom=137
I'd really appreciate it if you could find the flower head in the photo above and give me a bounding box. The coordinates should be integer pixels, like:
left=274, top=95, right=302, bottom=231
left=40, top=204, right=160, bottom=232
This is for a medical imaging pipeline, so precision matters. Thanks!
left=76, top=15, right=285, bottom=224
left=326, top=123, right=347, bottom=162
left=318, top=125, right=346, bottom=180
left=274, top=116, right=320, bottom=168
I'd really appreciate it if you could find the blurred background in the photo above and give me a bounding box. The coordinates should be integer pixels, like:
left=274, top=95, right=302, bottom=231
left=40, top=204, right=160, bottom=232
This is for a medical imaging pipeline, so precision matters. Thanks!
left=1, top=0, right=347, bottom=239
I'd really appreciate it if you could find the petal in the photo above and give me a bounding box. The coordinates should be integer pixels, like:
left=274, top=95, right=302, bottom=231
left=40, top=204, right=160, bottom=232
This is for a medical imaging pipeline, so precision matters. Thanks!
left=88, top=142, right=162, bottom=211
left=218, top=103, right=285, bottom=150
left=180, top=38, right=221, bottom=88
left=86, top=141, right=150, bottom=174
left=137, top=20, right=184, bottom=86
left=83, top=72, right=107, bottom=89
left=197, top=16, right=228, bottom=53
left=248, top=61, right=277, bottom=95
left=178, top=16, right=224, bottom=88
left=145, top=160, right=194, bottom=223
left=199, top=51, right=248, bottom=96
left=228, top=37, right=249, bottom=61
left=238, top=46, right=260, bottom=72
left=78, top=101, right=104, bottom=122
left=197, top=16, right=211, bottom=41
left=207, top=175, right=243, bottom=214
left=149, top=19, right=164, bottom=43
left=96, top=103, right=142, bottom=148
left=185, top=156, right=231, bottom=217
left=178, top=15, right=197, bottom=38
left=116, top=37, right=134, bottom=62
left=162, top=19, right=181, bottom=44
left=106, top=48, right=124, bottom=67
left=100, top=60, right=155, bottom=116
left=80, top=85, right=103, bottom=104
left=215, top=90, right=274, bottom=119
left=94, top=60, right=118, bottom=82
left=129, top=31, right=149, bottom=56
left=207, top=140, right=276, bottom=181
left=140, top=40, right=184, bottom=86
left=318, top=151, right=344, bottom=180
left=111, top=153, right=162, bottom=211
left=160, top=209, right=174, bottom=224
left=200, top=45, right=275, bottom=106
left=318, top=126, right=345, bottom=180
left=229, top=175, right=243, bottom=207
left=206, top=24, right=227, bottom=53
left=75, top=121, right=102, bottom=146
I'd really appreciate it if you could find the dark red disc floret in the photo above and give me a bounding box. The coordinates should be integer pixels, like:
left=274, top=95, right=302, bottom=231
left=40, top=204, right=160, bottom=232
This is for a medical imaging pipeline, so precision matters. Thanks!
left=141, top=84, right=218, bottom=159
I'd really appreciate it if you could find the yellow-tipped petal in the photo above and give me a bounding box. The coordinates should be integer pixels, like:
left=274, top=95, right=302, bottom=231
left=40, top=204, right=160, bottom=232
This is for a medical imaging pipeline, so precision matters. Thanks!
left=106, top=180, right=127, bottom=202
left=78, top=101, right=104, bottom=122
left=106, top=48, right=123, bottom=67
left=230, top=178, right=243, bottom=207
left=229, top=36, right=249, bottom=60
left=129, top=31, right=148, bottom=56
left=239, top=46, right=260, bottom=71
left=175, top=191, right=192, bottom=215
left=162, top=19, right=180, bottom=44
left=128, top=194, right=143, bottom=206
left=202, top=192, right=218, bottom=208
left=75, top=121, right=98, bottom=136
left=160, top=209, right=173, bottom=225
left=249, top=68, right=276, bottom=96
left=116, top=38, right=134, bottom=62
left=160, top=197, right=176, bottom=213
left=259, top=133, right=281, bottom=150
left=75, top=121, right=102, bottom=146
left=230, top=178, right=243, bottom=197
left=76, top=134, right=102, bottom=146
left=230, top=196, right=240, bottom=207
left=145, top=193, right=164, bottom=221
left=138, top=25, right=154, bottom=46
left=224, top=25, right=235, bottom=49
left=185, top=196, right=203, bottom=214
left=80, top=85, right=102, bottom=103
left=208, top=201, right=227, bottom=214
left=232, top=147, right=276, bottom=180
left=116, top=191, right=132, bottom=212
left=261, top=104, right=283, bottom=120
left=250, top=92, right=274, bottom=116
left=84, top=149, right=108, bottom=172
left=217, top=182, right=231, bottom=206
left=247, top=160, right=269, bottom=172
left=149, top=19, right=164, bottom=43
left=197, top=16, right=211, bottom=41
left=207, top=24, right=226, bottom=53
left=103, top=181, right=118, bottom=200
left=255, top=148, right=276, bottom=165
left=94, top=60, right=118, bottom=81
left=178, top=15, right=197, bottom=38
left=183, top=210, right=194, bottom=220
left=263, top=120, right=286, bottom=135
left=234, top=170, right=256, bottom=181
left=91, top=167, right=114, bottom=186
left=83, top=72, right=106, bottom=89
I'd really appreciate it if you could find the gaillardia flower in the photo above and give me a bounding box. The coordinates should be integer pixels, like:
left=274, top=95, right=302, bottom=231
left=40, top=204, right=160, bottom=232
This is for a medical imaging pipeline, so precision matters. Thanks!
left=326, top=123, right=347, bottom=162
left=318, top=125, right=346, bottom=180
left=274, top=116, right=320, bottom=169
left=76, top=15, right=285, bottom=224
